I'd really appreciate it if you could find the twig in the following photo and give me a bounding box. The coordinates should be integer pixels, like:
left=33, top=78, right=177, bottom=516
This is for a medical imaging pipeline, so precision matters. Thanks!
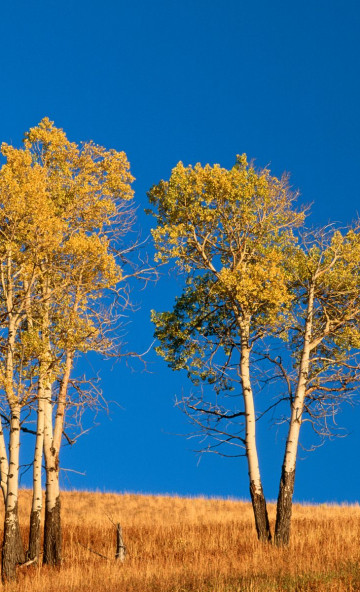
left=61, top=468, right=86, bottom=476
left=18, top=552, right=43, bottom=568
left=77, top=541, right=110, bottom=561
left=19, top=558, right=39, bottom=568
left=104, top=511, right=116, bottom=527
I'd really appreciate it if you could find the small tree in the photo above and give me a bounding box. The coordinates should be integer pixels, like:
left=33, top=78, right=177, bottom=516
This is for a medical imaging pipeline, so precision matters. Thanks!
left=149, top=155, right=304, bottom=541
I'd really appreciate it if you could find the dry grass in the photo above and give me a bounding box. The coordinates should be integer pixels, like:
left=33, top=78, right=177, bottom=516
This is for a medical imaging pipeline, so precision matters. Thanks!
left=3, top=490, right=360, bottom=591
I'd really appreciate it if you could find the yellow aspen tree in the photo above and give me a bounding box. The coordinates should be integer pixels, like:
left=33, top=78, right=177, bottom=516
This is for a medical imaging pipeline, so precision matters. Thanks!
left=0, top=142, right=62, bottom=580
left=0, top=118, right=137, bottom=577
left=148, top=156, right=305, bottom=542
left=21, top=118, right=135, bottom=567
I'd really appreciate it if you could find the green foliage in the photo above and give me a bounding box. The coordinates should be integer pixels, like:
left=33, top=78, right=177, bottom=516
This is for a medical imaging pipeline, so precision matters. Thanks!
left=149, top=156, right=305, bottom=386
left=150, top=155, right=360, bottom=444
left=152, top=274, right=237, bottom=389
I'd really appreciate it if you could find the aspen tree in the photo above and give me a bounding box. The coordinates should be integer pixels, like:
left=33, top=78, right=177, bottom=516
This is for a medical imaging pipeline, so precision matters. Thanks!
left=148, top=156, right=304, bottom=541
left=0, top=142, right=62, bottom=580
left=274, top=226, right=360, bottom=545
left=21, top=118, right=135, bottom=566
left=40, top=237, right=123, bottom=566
left=0, top=118, right=136, bottom=576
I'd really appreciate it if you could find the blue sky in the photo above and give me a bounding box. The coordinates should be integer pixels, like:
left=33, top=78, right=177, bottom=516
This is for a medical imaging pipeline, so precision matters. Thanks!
left=1, top=0, right=360, bottom=502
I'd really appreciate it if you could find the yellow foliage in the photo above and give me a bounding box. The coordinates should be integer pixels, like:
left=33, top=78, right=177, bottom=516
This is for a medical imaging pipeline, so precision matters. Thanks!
left=149, top=155, right=304, bottom=329
left=0, top=118, right=135, bottom=400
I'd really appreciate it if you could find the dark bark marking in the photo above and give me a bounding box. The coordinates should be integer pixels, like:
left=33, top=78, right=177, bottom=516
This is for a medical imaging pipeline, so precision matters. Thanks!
left=43, top=495, right=61, bottom=566
left=249, top=481, right=272, bottom=542
left=27, top=510, right=41, bottom=563
left=2, top=503, right=26, bottom=582
left=274, top=468, right=296, bottom=546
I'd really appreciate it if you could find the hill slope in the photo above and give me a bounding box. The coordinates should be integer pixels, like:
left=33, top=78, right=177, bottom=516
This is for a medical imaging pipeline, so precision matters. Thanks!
left=5, top=490, right=360, bottom=591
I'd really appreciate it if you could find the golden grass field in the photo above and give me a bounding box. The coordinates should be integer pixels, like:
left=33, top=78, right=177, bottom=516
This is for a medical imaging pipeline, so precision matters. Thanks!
left=4, top=490, right=360, bottom=592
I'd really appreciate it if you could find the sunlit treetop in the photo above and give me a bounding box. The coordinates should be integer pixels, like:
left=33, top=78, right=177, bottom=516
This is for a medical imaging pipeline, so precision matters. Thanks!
left=21, top=117, right=134, bottom=228
left=0, top=119, right=136, bottom=394
left=290, top=225, right=360, bottom=352
left=149, top=154, right=306, bottom=330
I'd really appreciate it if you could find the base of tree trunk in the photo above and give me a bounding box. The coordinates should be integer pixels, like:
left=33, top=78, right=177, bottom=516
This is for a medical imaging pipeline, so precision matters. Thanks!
left=27, top=509, right=41, bottom=563
left=249, top=481, right=272, bottom=542
left=274, top=468, right=296, bottom=546
left=2, top=504, right=26, bottom=582
left=43, top=496, right=61, bottom=566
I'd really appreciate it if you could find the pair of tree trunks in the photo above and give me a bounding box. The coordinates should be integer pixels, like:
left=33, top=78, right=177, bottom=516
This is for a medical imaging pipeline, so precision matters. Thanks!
left=249, top=352, right=311, bottom=546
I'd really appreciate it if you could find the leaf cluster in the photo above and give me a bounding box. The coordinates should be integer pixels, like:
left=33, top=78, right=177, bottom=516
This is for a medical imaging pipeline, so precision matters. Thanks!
left=0, top=118, right=136, bottom=413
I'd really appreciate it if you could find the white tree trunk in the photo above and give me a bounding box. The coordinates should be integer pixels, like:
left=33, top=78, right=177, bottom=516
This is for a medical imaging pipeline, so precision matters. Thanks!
left=32, top=391, right=45, bottom=513
left=2, top=404, right=25, bottom=580
left=43, top=380, right=61, bottom=565
left=2, top=313, right=25, bottom=581
left=7, top=406, right=20, bottom=514
left=0, top=418, right=9, bottom=502
left=239, top=322, right=271, bottom=542
left=27, top=371, right=46, bottom=562
left=275, top=285, right=315, bottom=546
left=43, top=351, right=72, bottom=566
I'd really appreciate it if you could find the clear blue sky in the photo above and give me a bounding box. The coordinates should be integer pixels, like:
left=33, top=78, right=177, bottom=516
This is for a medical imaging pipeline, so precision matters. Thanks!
left=1, top=0, right=360, bottom=502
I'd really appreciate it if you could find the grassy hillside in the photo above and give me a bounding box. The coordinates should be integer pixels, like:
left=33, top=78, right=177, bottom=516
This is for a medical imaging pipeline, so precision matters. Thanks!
left=5, top=490, right=360, bottom=591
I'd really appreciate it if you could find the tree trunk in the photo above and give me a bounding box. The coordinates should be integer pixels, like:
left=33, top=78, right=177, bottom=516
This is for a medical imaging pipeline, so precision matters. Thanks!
left=27, top=510, right=41, bottom=564
left=0, top=418, right=9, bottom=502
left=274, top=415, right=301, bottom=547
left=43, top=445, right=61, bottom=566
left=2, top=407, right=25, bottom=582
left=274, top=467, right=296, bottom=546
left=43, top=382, right=62, bottom=566
left=240, top=329, right=271, bottom=542
left=249, top=481, right=271, bottom=542
left=27, top=373, right=45, bottom=562
left=2, top=504, right=25, bottom=581
left=274, top=381, right=306, bottom=546
left=43, top=495, right=61, bottom=566
left=274, top=285, right=314, bottom=546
